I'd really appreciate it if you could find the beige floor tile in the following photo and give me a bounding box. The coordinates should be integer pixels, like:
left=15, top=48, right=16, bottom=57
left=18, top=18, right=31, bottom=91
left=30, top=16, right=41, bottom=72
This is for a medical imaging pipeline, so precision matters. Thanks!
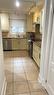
left=6, top=83, right=13, bottom=95
left=18, top=93, right=30, bottom=95
left=13, top=73, right=27, bottom=82
left=28, top=81, right=45, bottom=92
left=31, top=91, right=48, bottom=95
left=5, top=71, right=13, bottom=83
left=5, top=69, right=14, bottom=74
left=13, top=81, right=30, bottom=94
left=6, top=75, right=13, bottom=83
left=14, top=93, right=30, bottom=95
left=24, top=67, right=39, bottom=74
left=26, top=71, right=39, bottom=81
left=14, top=67, right=25, bottom=74
left=14, top=64, right=23, bottom=68
left=4, top=51, right=28, bottom=57
left=4, top=65, right=14, bottom=72
left=23, top=62, right=39, bottom=73
left=6, top=93, right=13, bottom=95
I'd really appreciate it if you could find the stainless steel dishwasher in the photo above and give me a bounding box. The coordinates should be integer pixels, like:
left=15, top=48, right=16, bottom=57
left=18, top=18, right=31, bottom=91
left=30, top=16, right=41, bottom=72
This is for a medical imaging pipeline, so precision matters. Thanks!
left=3, top=38, right=12, bottom=51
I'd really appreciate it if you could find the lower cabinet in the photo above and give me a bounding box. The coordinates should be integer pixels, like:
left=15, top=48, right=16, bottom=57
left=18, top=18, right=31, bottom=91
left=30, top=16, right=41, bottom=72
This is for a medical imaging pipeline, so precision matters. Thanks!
left=19, top=39, right=28, bottom=50
left=33, top=42, right=41, bottom=67
left=12, top=39, right=20, bottom=50
left=3, top=38, right=28, bottom=50
left=12, top=38, right=28, bottom=50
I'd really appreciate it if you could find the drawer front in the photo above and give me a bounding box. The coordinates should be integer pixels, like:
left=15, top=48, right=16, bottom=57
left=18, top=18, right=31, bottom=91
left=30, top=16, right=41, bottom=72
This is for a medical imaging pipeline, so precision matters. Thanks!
left=33, top=44, right=40, bottom=51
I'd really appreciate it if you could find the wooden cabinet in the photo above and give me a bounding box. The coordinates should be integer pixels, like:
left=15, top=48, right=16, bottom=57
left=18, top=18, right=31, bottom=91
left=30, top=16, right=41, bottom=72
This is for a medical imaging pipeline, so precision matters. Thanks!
left=12, top=38, right=28, bottom=50
left=26, top=14, right=33, bottom=32
left=19, top=39, right=28, bottom=50
left=33, top=42, right=41, bottom=67
left=33, top=12, right=40, bottom=24
left=12, top=39, right=20, bottom=50
left=3, top=38, right=28, bottom=51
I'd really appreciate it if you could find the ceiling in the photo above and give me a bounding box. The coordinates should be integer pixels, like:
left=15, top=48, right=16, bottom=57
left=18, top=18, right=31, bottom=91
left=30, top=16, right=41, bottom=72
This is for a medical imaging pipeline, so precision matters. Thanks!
left=30, top=0, right=44, bottom=13
left=0, top=0, right=44, bottom=14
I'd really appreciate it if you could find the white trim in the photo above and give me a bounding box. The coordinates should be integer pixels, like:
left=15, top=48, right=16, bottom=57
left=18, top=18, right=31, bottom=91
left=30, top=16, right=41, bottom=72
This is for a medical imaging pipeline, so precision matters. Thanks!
left=43, top=83, right=54, bottom=95
left=38, top=74, right=54, bottom=95
left=38, top=74, right=45, bottom=84
left=1, top=78, right=7, bottom=95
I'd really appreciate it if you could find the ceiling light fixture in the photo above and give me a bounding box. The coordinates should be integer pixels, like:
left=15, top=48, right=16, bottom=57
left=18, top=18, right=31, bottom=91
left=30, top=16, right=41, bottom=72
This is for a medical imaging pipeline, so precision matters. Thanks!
left=16, top=1, right=20, bottom=7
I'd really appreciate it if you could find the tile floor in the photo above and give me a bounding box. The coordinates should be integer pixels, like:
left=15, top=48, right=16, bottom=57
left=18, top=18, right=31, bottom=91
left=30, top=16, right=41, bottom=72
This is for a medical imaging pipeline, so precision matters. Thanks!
left=4, top=51, right=48, bottom=95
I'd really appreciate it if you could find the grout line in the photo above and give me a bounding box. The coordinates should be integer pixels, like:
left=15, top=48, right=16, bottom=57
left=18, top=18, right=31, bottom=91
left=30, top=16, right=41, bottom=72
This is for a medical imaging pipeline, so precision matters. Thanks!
left=12, top=57, right=15, bottom=95
left=22, top=62, right=31, bottom=95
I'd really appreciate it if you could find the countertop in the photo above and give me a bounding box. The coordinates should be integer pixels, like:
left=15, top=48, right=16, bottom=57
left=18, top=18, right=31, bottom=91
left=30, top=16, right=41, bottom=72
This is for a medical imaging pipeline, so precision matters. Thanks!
left=33, top=41, right=41, bottom=48
left=3, top=37, right=27, bottom=39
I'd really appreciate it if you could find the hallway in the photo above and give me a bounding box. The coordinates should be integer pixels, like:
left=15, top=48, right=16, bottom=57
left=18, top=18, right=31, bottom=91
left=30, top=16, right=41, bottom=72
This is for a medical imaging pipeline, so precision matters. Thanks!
left=4, top=51, right=48, bottom=95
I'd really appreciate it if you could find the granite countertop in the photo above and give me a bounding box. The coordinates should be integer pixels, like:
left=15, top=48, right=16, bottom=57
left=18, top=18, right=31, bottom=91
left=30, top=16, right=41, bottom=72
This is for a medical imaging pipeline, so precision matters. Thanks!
left=3, top=37, right=27, bottom=39
left=33, top=41, right=41, bottom=48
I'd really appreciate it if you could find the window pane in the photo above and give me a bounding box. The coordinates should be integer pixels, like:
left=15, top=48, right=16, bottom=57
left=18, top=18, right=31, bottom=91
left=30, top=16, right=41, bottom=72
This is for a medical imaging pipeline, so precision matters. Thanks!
left=10, top=19, right=26, bottom=34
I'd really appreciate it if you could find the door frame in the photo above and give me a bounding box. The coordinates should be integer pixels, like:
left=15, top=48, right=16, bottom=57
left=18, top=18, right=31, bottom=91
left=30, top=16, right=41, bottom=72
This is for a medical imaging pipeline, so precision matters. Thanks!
left=39, top=0, right=54, bottom=95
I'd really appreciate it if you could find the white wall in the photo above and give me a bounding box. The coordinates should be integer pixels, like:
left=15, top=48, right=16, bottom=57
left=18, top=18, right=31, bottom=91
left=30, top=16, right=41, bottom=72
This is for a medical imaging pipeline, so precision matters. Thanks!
left=0, top=17, right=6, bottom=95
left=9, top=14, right=26, bottom=20
left=39, top=0, right=51, bottom=83
left=1, top=13, right=9, bottom=31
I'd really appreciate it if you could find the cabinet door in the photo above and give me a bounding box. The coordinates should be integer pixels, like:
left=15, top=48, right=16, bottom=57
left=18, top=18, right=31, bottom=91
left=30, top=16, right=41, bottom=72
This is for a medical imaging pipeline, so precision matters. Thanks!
left=19, top=39, right=27, bottom=50
left=12, top=39, right=20, bottom=50
left=27, top=15, right=33, bottom=32
left=33, top=43, right=41, bottom=67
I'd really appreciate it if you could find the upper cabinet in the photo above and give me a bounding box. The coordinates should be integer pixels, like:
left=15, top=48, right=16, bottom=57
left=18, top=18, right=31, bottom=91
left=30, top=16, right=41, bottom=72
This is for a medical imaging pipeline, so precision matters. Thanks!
left=33, top=7, right=44, bottom=34
left=33, top=11, right=40, bottom=24
left=1, top=14, right=9, bottom=32
left=26, top=14, right=33, bottom=32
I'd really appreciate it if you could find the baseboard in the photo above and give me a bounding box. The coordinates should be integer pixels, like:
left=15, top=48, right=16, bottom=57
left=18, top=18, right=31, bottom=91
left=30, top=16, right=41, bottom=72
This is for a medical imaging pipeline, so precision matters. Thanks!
left=38, top=74, right=45, bottom=85
left=45, top=83, right=54, bottom=95
left=1, top=78, right=7, bottom=95
left=38, top=74, right=54, bottom=95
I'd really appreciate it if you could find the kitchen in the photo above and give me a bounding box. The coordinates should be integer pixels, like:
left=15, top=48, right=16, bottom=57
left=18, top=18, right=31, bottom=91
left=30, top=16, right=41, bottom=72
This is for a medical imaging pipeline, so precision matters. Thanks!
left=0, top=0, right=54, bottom=95
left=1, top=4, right=44, bottom=68
left=0, top=0, right=49, bottom=95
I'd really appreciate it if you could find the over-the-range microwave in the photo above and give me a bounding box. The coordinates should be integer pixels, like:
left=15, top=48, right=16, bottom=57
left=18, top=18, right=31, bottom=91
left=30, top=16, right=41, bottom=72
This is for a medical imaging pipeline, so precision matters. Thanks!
left=32, top=23, right=40, bottom=33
